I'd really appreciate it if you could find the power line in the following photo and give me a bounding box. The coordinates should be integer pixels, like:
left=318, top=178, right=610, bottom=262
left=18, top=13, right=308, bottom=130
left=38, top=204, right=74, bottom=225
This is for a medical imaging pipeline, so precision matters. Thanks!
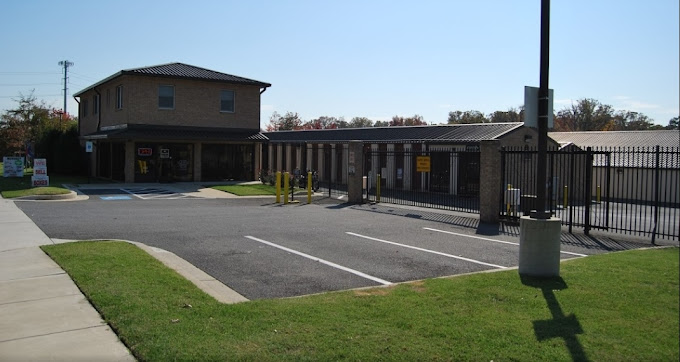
left=0, top=83, right=61, bottom=86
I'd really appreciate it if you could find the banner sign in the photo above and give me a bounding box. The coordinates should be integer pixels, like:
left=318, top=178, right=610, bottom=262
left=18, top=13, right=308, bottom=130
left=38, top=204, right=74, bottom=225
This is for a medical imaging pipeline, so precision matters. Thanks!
left=3, top=157, right=24, bottom=177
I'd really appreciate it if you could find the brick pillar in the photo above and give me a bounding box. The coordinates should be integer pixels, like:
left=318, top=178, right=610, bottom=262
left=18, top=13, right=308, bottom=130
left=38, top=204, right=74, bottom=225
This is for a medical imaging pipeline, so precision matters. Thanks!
left=347, top=141, right=364, bottom=204
left=193, top=142, right=202, bottom=182
left=479, top=140, right=501, bottom=223
left=386, top=144, right=395, bottom=188
left=403, top=143, right=412, bottom=190
left=124, top=141, right=134, bottom=183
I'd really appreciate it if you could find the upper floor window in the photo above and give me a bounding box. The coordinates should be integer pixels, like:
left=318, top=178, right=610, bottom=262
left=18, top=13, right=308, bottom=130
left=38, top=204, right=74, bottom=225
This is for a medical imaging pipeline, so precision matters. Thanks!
left=116, top=85, right=123, bottom=110
left=83, top=99, right=89, bottom=116
left=158, top=85, right=174, bottom=109
left=220, top=90, right=235, bottom=113
left=93, top=94, right=100, bottom=115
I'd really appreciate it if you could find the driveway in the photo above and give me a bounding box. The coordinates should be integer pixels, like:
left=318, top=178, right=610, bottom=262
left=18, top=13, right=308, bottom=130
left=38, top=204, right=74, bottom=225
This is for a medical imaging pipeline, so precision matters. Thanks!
left=16, top=197, right=658, bottom=300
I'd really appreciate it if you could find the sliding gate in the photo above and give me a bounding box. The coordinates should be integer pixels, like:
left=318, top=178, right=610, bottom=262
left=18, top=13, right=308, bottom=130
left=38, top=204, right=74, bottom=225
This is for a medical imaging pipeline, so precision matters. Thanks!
left=364, top=149, right=480, bottom=213
left=500, top=146, right=680, bottom=242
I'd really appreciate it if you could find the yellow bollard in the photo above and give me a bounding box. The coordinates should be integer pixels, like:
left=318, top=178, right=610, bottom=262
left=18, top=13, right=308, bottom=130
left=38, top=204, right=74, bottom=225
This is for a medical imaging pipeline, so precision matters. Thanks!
left=506, top=183, right=512, bottom=215
left=563, top=185, right=568, bottom=208
left=275, top=171, right=281, bottom=203
left=307, top=171, right=312, bottom=204
left=283, top=172, right=289, bottom=204
left=376, top=174, right=381, bottom=203
left=596, top=185, right=601, bottom=203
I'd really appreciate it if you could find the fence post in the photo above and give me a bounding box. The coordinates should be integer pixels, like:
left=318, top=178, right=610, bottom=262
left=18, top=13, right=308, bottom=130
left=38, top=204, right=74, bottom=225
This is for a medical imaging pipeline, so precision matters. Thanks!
left=480, top=140, right=501, bottom=223
left=584, top=147, right=593, bottom=235
left=652, top=145, right=660, bottom=245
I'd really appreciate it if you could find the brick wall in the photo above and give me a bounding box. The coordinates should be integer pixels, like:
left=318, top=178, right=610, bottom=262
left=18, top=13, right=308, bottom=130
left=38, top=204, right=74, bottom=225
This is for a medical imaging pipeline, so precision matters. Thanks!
left=78, top=74, right=263, bottom=137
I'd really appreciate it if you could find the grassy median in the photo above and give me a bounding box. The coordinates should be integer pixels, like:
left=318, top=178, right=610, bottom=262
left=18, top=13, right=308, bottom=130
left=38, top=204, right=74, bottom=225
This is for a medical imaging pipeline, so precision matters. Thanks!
left=0, top=162, right=77, bottom=198
left=42, top=241, right=679, bottom=361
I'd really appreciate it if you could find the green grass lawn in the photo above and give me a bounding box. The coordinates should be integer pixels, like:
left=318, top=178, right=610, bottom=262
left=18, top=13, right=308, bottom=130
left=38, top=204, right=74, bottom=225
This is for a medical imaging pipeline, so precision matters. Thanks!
left=42, top=242, right=679, bottom=361
left=211, top=184, right=306, bottom=196
left=0, top=162, right=87, bottom=198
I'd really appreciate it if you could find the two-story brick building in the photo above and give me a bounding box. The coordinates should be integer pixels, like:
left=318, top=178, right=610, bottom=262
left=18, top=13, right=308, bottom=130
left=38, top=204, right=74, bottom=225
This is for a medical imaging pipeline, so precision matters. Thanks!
left=75, top=63, right=270, bottom=183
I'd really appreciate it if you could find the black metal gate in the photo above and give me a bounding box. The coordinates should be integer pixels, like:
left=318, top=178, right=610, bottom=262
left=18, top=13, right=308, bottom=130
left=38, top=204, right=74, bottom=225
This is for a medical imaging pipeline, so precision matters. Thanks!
left=364, top=149, right=480, bottom=213
left=500, top=146, right=680, bottom=241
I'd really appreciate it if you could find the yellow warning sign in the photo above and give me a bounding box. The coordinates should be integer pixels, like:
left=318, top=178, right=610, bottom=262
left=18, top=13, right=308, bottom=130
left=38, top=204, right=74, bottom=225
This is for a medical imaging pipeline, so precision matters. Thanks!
left=416, top=156, right=431, bottom=172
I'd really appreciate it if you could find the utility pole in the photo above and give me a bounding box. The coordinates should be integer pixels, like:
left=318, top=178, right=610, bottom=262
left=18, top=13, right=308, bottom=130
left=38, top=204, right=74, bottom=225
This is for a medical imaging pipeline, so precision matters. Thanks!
left=58, top=60, right=74, bottom=114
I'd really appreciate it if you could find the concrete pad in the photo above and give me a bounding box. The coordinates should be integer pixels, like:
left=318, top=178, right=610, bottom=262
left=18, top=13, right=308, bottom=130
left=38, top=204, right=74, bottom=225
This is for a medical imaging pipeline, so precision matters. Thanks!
left=0, top=248, right=63, bottom=282
left=0, top=274, right=80, bottom=305
left=0, top=325, right=135, bottom=361
left=0, top=294, right=104, bottom=342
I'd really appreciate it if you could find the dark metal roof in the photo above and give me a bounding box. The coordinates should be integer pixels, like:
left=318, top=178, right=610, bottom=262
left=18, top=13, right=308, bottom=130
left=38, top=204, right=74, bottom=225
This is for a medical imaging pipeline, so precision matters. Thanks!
left=74, top=63, right=270, bottom=96
left=82, top=124, right=267, bottom=142
left=122, top=63, right=271, bottom=87
left=549, top=130, right=679, bottom=148
left=264, top=123, right=524, bottom=144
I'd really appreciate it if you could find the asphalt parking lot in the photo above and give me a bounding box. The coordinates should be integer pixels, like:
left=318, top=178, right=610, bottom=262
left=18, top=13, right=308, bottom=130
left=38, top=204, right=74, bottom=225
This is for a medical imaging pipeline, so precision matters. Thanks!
left=16, top=194, right=661, bottom=300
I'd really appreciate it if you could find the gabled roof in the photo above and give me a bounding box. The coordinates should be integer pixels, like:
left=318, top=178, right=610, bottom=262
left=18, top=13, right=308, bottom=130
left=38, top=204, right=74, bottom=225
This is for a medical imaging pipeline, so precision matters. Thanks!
left=264, top=123, right=524, bottom=144
left=74, top=62, right=270, bottom=96
left=549, top=130, right=679, bottom=148
left=81, top=124, right=267, bottom=142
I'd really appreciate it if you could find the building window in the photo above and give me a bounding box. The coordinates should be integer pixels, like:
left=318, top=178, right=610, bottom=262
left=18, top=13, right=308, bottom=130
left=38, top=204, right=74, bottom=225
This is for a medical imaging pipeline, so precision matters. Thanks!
left=220, top=90, right=235, bottom=113
left=93, top=94, right=100, bottom=115
left=106, top=89, right=111, bottom=108
left=116, top=85, right=123, bottom=109
left=83, top=99, right=89, bottom=116
left=158, top=85, right=174, bottom=109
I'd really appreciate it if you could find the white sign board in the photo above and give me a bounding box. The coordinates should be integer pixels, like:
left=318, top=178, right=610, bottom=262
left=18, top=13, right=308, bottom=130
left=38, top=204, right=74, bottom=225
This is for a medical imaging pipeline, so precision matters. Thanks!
left=31, top=158, right=49, bottom=187
left=3, top=157, right=24, bottom=177
left=524, top=86, right=554, bottom=129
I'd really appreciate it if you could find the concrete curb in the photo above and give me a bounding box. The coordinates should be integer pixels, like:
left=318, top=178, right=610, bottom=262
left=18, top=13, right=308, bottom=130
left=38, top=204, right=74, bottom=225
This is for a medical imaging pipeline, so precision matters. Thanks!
left=13, top=191, right=79, bottom=201
left=51, top=239, right=248, bottom=304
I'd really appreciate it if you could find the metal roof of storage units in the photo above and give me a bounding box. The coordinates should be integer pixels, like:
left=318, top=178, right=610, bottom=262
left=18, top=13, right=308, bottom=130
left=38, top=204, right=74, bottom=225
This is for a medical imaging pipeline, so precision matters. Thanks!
left=264, top=122, right=525, bottom=144
left=549, top=130, right=679, bottom=148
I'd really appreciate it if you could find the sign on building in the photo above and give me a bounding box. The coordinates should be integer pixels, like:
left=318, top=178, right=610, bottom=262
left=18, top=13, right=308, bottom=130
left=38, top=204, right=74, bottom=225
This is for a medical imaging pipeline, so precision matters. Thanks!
left=3, top=157, right=24, bottom=177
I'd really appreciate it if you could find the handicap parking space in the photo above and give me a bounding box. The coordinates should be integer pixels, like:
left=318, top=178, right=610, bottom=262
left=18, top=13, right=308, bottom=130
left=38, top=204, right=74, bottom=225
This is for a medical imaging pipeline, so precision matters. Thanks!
left=77, top=186, right=200, bottom=200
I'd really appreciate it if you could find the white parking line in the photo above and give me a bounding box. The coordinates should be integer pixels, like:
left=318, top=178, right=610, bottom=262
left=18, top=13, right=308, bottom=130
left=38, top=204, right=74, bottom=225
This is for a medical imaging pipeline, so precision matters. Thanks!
left=345, top=232, right=507, bottom=269
left=422, top=227, right=587, bottom=257
left=244, top=236, right=392, bottom=286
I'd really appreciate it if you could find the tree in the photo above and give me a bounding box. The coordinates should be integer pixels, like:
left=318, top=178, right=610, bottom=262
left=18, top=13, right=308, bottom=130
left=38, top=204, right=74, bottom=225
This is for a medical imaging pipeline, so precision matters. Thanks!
left=553, top=98, right=615, bottom=131
left=374, top=120, right=389, bottom=127
left=265, top=111, right=303, bottom=131
left=301, top=116, right=342, bottom=130
left=389, top=114, right=427, bottom=127
left=667, top=117, right=679, bottom=130
left=347, top=117, right=374, bottom=128
left=447, top=110, right=487, bottom=124
left=488, top=108, right=521, bottom=123
left=0, top=92, right=57, bottom=157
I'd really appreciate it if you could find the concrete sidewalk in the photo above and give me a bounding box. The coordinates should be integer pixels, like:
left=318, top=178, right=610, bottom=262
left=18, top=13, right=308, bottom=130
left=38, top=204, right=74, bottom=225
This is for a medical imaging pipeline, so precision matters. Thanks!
left=0, top=198, right=134, bottom=361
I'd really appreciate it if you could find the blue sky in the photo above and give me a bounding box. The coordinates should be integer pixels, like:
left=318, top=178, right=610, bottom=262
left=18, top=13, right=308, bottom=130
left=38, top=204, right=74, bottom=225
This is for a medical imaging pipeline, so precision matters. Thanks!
left=1, top=0, right=678, bottom=128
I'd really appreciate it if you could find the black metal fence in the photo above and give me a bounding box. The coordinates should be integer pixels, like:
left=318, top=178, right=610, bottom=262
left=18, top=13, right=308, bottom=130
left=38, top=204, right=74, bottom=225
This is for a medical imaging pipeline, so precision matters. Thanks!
left=500, top=146, right=680, bottom=241
left=364, top=150, right=480, bottom=213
